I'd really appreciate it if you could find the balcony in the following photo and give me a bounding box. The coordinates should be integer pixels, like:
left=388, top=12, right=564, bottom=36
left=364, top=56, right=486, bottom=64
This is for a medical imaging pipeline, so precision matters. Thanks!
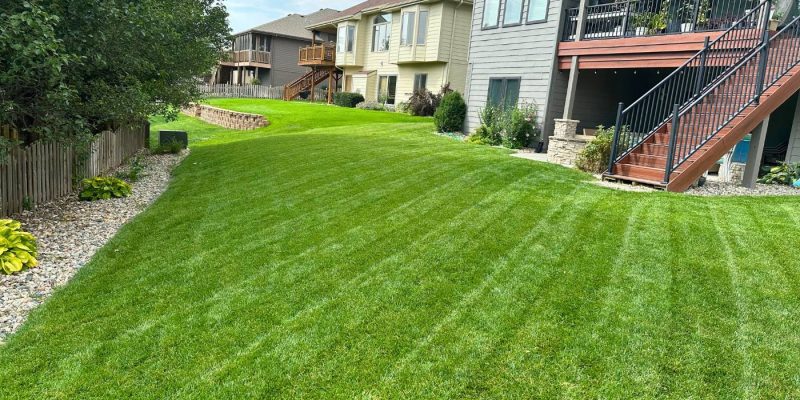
left=561, top=0, right=761, bottom=42
left=298, top=43, right=336, bottom=66
left=221, top=50, right=271, bottom=66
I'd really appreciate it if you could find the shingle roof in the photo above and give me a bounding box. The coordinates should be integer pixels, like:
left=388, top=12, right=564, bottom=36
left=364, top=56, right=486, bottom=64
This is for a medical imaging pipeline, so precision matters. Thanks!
left=309, top=0, right=410, bottom=27
left=237, top=8, right=340, bottom=39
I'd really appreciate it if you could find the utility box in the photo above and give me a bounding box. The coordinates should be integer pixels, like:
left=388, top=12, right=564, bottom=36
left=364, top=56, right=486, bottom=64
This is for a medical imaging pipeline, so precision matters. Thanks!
left=159, top=130, right=188, bottom=148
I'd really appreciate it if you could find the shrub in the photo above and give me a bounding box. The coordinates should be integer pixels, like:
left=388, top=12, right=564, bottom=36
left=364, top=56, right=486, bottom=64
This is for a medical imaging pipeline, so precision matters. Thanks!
left=471, top=106, right=503, bottom=146
left=434, top=91, right=467, bottom=133
left=758, top=162, right=800, bottom=185
left=79, top=176, right=132, bottom=201
left=575, top=125, right=617, bottom=173
left=355, top=101, right=386, bottom=111
left=251, top=78, right=261, bottom=86
left=115, top=156, right=146, bottom=182
left=333, top=92, right=365, bottom=108
left=154, top=140, right=183, bottom=155
left=0, top=219, right=38, bottom=274
left=407, top=83, right=453, bottom=117
left=502, top=103, right=540, bottom=149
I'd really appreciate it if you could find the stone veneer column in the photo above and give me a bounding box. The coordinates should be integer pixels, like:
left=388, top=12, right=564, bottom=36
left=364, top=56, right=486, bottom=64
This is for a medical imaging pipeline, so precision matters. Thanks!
left=548, top=119, right=593, bottom=166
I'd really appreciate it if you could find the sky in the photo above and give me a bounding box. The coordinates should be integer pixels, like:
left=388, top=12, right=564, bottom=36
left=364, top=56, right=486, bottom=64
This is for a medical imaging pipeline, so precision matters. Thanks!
left=224, top=0, right=361, bottom=33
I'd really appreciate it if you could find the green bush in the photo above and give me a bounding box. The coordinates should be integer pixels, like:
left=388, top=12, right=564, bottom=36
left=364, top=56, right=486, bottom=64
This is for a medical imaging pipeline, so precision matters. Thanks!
left=758, top=162, right=800, bottom=185
left=575, top=125, right=618, bottom=173
left=333, top=92, right=365, bottom=108
left=407, top=83, right=452, bottom=116
left=0, top=219, right=38, bottom=274
left=502, top=103, right=540, bottom=149
left=433, top=91, right=466, bottom=133
left=115, top=156, right=146, bottom=182
left=79, top=176, right=132, bottom=201
left=153, top=140, right=183, bottom=155
left=355, top=101, right=386, bottom=111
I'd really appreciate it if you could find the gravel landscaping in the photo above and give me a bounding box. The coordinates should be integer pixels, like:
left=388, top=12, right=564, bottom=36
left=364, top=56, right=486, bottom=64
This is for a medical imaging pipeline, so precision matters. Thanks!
left=0, top=150, right=187, bottom=343
left=686, top=180, right=800, bottom=196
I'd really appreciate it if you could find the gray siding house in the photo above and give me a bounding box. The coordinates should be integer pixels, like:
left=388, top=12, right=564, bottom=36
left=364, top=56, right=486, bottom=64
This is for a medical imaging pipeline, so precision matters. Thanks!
left=464, top=0, right=572, bottom=137
left=214, top=9, right=339, bottom=86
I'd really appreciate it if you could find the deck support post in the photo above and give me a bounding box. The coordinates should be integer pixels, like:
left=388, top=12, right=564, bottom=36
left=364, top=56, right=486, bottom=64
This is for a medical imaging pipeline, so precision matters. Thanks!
left=563, top=57, right=580, bottom=119
left=310, top=68, right=316, bottom=102
left=575, top=0, right=589, bottom=41
left=327, top=68, right=334, bottom=104
left=785, top=97, right=800, bottom=163
left=742, top=117, right=770, bottom=188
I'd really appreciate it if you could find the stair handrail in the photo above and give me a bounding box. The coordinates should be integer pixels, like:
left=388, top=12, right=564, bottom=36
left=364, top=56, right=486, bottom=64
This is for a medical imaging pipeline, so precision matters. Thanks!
left=607, top=0, right=772, bottom=174
left=662, top=15, right=800, bottom=181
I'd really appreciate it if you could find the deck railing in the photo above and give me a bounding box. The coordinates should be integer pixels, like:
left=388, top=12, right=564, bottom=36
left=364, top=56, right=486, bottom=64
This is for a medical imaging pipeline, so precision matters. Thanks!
left=562, top=0, right=761, bottom=41
left=298, top=43, right=335, bottom=65
left=226, top=50, right=271, bottom=64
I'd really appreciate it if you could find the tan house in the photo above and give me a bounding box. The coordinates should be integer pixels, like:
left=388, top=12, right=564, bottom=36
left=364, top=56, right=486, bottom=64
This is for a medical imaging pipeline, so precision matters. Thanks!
left=307, top=0, right=473, bottom=105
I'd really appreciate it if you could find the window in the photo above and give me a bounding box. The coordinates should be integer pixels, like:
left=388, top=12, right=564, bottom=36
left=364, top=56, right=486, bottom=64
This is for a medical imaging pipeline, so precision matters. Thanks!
left=482, top=0, right=501, bottom=28
left=504, top=0, right=523, bottom=25
left=413, top=74, right=428, bottom=92
left=401, top=12, right=416, bottom=45
left=527, top=0, right=548, bottom=22
left=372, top=13, right=392, bottom=52
left=417, top=11, right=429, bottom=44
left=487, top=78, right=521, bottom=109
left=337, top=25, right=355, bottom=52
left=378, top=76, right=397, bottom=104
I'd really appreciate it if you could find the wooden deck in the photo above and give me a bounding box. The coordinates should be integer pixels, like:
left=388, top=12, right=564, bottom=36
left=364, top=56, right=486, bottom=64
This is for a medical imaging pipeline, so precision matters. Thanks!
left=219, top=50, right=271, bottom=68
left=557, top=31, right=730, bottom=69
left=298, top=44, right=336, bottom=67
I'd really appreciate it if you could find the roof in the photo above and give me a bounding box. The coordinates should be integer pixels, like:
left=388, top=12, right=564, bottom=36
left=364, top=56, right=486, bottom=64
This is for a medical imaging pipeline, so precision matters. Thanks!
left=308, top=0, right=412, bottom=28
left=235, top=8, right=340, bottom=39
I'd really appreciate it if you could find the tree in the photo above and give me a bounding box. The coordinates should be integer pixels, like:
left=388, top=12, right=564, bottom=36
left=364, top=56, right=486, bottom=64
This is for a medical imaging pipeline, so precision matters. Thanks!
left=0, top=0, right=229, bottom=145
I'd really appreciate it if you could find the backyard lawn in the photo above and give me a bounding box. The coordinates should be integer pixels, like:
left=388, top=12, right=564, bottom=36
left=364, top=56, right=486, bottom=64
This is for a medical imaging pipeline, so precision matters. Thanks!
left=2, top=99, right=800, bottom=398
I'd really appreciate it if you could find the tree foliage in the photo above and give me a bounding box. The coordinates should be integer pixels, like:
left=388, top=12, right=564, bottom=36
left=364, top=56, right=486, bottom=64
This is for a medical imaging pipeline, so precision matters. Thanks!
left=0, top=0, right=229, bottom=144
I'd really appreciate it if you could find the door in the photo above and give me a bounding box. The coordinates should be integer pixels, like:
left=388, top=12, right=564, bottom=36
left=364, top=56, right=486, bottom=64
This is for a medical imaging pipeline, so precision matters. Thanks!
left=379, top=76, right=398, bottom=104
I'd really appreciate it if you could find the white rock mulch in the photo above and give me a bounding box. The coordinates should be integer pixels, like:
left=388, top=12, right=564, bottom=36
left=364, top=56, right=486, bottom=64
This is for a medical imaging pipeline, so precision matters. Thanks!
left=686, top=180, right=800, bottom=196
left=0, top=149, right=188, bottom=343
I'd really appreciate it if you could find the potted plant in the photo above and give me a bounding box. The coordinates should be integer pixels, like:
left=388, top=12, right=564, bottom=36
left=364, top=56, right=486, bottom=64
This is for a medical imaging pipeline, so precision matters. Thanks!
left=632, top=12, right=654, bottom=35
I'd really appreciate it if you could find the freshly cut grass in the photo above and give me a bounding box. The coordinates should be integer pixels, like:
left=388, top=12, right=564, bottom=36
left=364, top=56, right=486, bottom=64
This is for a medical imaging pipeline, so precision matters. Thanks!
left=1, top=99, right=799, bottom=398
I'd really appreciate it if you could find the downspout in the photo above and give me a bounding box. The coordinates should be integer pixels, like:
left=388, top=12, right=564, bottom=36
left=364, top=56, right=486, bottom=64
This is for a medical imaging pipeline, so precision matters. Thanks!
left=445, top=0, right=465, bottom=88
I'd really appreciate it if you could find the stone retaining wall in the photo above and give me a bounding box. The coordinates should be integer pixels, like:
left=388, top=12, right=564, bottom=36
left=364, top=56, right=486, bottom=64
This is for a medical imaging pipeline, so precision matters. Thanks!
left=183, top=104, right=268, bottom=130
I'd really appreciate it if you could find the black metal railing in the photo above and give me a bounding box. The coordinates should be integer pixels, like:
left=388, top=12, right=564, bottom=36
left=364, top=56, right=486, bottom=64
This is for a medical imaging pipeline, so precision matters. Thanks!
left=562, top=8, right=580, bottom=41
left=664, top=15, right=800, bottom=179
left=607, top=0, right=771, bottom=172
left=562, top=0, right=762, bottom=42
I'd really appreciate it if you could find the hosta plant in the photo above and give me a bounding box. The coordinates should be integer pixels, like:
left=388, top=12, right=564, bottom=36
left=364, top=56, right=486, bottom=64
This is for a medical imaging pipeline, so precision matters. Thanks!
left=0, top=219, right=38, bottom=274
left=79, top=176, right=132, bottom=201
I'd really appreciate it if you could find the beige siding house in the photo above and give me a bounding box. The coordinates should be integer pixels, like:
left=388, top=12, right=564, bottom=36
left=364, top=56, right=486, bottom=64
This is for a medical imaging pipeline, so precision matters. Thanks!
left=308, top=0, right=473, bottom=105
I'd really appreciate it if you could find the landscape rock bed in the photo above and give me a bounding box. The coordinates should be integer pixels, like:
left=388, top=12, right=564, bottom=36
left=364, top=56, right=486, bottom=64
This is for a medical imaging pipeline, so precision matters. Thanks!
left=0, top=150, right=188, bottom=343
left=686, top=180, right=800, bottom=196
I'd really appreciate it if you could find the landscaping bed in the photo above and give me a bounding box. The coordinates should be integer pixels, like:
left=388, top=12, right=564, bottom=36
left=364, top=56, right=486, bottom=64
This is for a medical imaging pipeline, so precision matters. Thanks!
left=0, top=150, right=187, bottom=343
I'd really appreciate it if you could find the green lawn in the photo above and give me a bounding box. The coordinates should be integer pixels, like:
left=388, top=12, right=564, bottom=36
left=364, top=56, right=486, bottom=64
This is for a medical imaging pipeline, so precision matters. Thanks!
left=2, top=99, right=799, bottom=398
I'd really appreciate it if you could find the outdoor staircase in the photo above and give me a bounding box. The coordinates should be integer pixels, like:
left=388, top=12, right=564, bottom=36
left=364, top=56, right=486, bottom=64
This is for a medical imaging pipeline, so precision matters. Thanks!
left=283, top=68, right=334, bottom=101
left=604, top=0, right=800, bottom=191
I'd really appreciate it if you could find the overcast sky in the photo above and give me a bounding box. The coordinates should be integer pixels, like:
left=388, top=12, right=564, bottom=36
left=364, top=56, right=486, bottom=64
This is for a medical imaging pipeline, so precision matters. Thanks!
left=224, top=0, right=360, bottom=33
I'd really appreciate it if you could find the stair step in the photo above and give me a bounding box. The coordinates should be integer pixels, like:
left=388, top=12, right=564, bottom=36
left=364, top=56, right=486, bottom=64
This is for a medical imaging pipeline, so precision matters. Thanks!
left=614, top=163, right=665, bottom=182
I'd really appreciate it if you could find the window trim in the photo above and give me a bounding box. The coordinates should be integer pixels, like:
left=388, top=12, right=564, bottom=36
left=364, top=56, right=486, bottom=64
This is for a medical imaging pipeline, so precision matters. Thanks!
left=502, top=0, right=525, bottom=27
left=400, top=11, right=416, bottom=46
left=525, top=0, right=550, bottom=24
left=487, top=77, right=522, bottom=108
left=371, top=13, right=392, bottom=52
left=481, top=0, right=502, bottom=29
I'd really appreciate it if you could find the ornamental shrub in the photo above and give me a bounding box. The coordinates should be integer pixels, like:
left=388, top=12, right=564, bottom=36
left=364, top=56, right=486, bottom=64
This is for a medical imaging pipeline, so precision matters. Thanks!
left=333, top=92, right=365, bottom=108
left=79, top=176, right=132, bottom=201
left=433, top=91, right=466, bottom=133
left=0, top=219, right=38, bottom=274
left=575, top=125, right=616, bottom=173
left=758, top=162, right=800, bottom=185
left=501, top=102, right=540, bottom=149
left=355, top=101, right=386, bottom=111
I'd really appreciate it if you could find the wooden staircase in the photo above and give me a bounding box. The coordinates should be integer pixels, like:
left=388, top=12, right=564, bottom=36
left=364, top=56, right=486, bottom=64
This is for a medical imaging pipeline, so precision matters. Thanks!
left=605, top=5, right=800, bottom=191
left=283, top=67, right=335, bottom=101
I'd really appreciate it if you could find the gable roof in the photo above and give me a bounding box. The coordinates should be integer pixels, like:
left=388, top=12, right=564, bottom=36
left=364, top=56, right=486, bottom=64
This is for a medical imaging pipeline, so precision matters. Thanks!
left=308, top=0, right=410, bottom=28
left=235, top=8, right=340, bottom=40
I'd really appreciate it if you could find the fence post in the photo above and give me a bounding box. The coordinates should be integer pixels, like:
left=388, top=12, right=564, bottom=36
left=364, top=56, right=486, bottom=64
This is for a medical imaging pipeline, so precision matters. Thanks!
left=664, top=104, right=681, bottom=184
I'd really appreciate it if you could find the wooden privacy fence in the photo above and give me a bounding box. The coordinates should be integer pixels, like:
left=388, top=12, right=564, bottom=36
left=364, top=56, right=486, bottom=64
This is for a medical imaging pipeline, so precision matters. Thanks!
left=0, top=124, right=147, bottom=216
left=197, top=84, right=326, bottom=100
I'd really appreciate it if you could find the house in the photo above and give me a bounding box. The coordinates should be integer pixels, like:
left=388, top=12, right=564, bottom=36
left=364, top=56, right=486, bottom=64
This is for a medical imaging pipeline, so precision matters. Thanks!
left=213, top=9, right=339, bottom=86
left=305, top=0, right=473, bottom=105
left=464, top=0, right=800, bottom=191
